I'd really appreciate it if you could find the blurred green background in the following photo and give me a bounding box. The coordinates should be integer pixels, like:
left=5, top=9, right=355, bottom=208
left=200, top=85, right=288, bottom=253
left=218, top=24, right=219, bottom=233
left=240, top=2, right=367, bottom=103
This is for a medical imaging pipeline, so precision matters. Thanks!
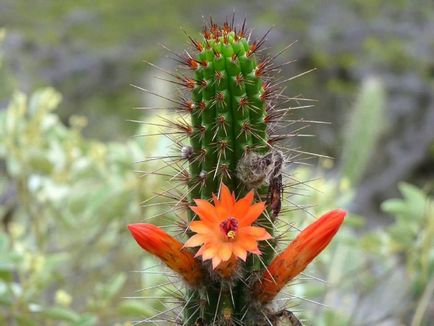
left=0, top=1, right=433, bottom=325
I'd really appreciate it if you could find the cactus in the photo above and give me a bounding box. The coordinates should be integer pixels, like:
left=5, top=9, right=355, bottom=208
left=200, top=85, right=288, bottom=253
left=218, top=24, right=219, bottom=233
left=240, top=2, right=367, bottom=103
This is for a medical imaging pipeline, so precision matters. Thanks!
left=340, top=77, right=386, bottom=186
left=128, top=18, right=346, bottom=325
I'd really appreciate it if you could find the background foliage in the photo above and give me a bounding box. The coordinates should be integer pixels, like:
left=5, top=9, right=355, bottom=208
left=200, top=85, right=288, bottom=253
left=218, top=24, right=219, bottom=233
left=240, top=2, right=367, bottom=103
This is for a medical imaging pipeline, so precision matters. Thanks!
left=0, top=1, right=433, bottom=325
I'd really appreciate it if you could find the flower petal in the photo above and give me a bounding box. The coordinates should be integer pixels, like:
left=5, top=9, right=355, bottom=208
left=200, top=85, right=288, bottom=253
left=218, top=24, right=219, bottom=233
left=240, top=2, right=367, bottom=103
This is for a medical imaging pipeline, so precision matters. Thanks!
left=234, top=190, right=254, bottom=218
left=183, top=234, right=206, bottom=247
left=194, top=244, right=206, bottom=258
left=190, top=200, right=218, bottom=222
left=218, top=242, right=233, bottom=262
left=220, top=183, right=235, bottom=210
left=212, top=256, right=222, bottom=269
left=237, top=234, right=259, bottom=251
left=202, top=244, right=218, bottom=261
left=240, top=226, right=272, bottom=241
left=239, top=202, right=266, bottom=226
left=215, top=205, right=229, bottom=222
left=232, top=245, right=247, bottom=261
left=189, top=220, right=211, bottom=234
left=248, top=246, right=261, bottom=255
left=212, top=193, right=221, bottom=206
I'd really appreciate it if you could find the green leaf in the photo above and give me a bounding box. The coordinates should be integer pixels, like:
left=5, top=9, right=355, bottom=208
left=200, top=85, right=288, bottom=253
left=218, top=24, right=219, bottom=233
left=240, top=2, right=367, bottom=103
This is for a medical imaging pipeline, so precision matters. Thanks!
left=323, top=310, right=351, bottom=326
left=0, top=233, right=8, bottom=251
left=381, top=198, right=406, bottom=215
left=102, top=273, right=126, bottom=301
left=72, top=314, right=98, bottom=326
left=16, top=315, right=39, bottom=326
left=40, top=306, right=80, bottom=322
left=399, top=183, right=427, bottom=219
left=118, top=300, right=153, bottom=317
left=0, top=283, right=12, bottom=305
left=382, top=183, right=428, bottom=222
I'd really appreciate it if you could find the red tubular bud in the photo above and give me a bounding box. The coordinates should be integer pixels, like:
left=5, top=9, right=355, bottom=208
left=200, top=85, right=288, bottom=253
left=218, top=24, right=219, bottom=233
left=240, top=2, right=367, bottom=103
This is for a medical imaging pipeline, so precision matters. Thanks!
left=128, top=223, right=204, bottom=287
left=254, top=209, right=346, bottom=304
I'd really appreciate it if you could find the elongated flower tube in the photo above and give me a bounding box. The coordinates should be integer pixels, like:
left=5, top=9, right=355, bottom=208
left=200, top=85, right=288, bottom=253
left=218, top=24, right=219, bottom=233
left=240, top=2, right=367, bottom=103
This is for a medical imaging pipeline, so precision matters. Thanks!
left=254, top=209, right=346, bottom=304
left=128, top=224, right=204, bottom=287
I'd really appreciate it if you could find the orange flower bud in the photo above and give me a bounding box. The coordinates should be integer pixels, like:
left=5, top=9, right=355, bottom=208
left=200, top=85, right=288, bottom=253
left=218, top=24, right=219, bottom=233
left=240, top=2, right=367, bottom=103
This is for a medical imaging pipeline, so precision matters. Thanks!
left=254, top=209, right=346, bottom=303
left=128, top=223, right=204, bottom=287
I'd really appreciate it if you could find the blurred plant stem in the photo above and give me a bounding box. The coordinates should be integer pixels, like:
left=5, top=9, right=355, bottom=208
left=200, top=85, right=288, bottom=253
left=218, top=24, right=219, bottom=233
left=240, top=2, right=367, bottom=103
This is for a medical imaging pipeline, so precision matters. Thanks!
left=411, top=277, right=434, bottom=326
left=18, top=175, right=46, bottom=250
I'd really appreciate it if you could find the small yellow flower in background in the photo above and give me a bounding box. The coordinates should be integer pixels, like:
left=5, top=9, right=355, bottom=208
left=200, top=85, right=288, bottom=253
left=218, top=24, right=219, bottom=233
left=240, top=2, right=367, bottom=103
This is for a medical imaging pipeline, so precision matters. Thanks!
left=339, top=177, right=351, bottom=191
left=9, top=222, right=25, bottom=239
left=55, top=289, right=72, bottom=307
left=321, top=158, right=334, bottom=169
left=31, top=254, right=45, bottom=273
left=69, top=114, right=88, bottom=130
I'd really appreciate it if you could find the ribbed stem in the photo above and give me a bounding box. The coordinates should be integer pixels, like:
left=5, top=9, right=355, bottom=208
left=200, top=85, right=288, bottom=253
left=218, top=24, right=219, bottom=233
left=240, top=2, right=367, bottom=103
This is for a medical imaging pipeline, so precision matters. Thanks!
left=185, top=23, right=272, bottom=325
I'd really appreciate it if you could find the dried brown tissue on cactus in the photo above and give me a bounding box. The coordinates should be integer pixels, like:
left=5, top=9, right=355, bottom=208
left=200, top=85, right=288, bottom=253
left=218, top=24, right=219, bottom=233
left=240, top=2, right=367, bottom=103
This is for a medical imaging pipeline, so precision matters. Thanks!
left=127, top=16, right=346, bottom=326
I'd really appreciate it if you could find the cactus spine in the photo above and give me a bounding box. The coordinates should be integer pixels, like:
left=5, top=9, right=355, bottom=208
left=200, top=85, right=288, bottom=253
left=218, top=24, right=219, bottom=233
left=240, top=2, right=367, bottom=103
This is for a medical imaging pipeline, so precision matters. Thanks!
left=128, top=18, right=346, bottom=325
left=185, top=22, right=276, bottom=323
left=188, top=21, right=268, bottom=194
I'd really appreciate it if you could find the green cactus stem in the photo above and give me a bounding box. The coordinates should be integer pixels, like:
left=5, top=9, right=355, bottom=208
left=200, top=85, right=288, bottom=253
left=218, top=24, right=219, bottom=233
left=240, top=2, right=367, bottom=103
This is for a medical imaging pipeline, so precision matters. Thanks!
left=181, top=19, right=280, bottom=325
left=135, top=18, right=324, bottom=326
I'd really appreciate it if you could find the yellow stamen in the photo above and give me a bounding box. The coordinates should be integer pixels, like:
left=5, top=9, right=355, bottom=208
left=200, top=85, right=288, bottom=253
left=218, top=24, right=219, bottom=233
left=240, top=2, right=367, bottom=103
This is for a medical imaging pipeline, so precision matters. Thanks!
left=227, top=230, right=236, bottom=239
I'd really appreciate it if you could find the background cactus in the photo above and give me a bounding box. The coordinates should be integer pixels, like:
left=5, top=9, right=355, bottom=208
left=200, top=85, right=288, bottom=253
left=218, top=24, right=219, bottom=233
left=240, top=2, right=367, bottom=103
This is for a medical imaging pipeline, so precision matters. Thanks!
left=340, top=77, right=386, bottom=187
left=128, top=18, right=345, bottom=325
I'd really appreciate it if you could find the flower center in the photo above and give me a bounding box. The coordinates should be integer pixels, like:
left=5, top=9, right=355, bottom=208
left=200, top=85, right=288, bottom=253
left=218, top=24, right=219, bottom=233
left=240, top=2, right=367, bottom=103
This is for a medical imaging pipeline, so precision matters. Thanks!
left=220, top=217, right=238, bottom=239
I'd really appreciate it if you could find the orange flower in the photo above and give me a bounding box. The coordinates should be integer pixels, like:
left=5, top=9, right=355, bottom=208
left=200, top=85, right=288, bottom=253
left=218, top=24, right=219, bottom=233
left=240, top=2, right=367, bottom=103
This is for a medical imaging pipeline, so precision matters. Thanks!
left=184, top=183, right=272, bottom=269
left=254, top=209, right=346, bottom=304
left=128, top=223, right=204, bottom=287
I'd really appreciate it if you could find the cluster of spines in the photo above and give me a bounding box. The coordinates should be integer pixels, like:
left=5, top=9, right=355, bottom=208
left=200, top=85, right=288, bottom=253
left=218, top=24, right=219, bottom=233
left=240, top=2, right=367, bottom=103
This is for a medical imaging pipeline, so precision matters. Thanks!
left=179, top=20, right=281, bottom=201
left=136, top=18, right=320, bottom=325
left=180, top=23, right=289, bottom=285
